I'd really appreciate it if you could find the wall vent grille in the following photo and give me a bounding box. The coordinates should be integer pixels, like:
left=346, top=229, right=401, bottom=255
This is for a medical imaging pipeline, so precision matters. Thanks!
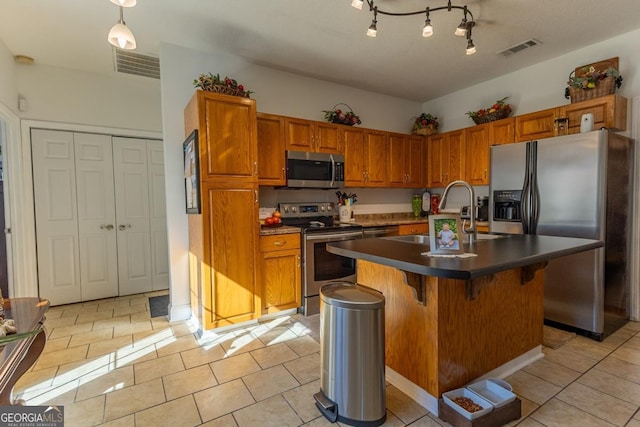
left=497, top=38, right=542, bottom=57
left=113, top=49, right=160, bottom=79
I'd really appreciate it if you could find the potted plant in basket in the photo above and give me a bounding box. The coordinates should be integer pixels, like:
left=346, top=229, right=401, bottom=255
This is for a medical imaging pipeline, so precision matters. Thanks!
left=564, top=66, right=622, bottom=102
left=412, top=113, right=439, bottom=136
left=322, top=104, right=361, bottom=126
left=193, top=73, right=253, bottom=98
left=466, top=97, right=512, bottom=125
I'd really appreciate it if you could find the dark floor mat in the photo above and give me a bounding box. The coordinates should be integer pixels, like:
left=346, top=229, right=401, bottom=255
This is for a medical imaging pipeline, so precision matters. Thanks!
left=149, top=295, right=169, bottom=318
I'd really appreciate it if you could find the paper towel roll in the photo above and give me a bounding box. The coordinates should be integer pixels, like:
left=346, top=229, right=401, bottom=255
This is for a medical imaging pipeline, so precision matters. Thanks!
left=580, top=113, right=594, bottom=133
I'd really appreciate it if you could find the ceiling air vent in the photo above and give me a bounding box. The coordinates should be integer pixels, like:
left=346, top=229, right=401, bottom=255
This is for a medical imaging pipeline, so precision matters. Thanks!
left=497, top=38, right=542, bottom=57
left=113, top=48, right=160, bottom=79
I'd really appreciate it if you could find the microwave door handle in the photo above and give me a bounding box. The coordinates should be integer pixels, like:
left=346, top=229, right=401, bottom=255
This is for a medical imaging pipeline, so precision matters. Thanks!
left=329, top=155, right=336, bottom=187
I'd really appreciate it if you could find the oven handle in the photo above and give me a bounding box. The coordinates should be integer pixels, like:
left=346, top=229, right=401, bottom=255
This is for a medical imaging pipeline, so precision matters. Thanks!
left=305, top=231, right=362, bottom=242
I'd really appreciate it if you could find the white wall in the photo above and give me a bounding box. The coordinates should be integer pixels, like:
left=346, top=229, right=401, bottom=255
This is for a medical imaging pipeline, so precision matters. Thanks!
left=16, top=64, right=162, bottom=132
left=422, top=29, right=640, bottom=134
left=159, top=42, right=423, bottom=320
left=0, top=39, right=17, bottom=113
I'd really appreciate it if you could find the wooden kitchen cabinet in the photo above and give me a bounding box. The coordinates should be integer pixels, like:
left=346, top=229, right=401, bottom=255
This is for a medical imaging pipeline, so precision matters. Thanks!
left=284, top=117, right=343, bottom=154
left=398, top=223, right=428, bottom=235
left=489, top=117, right=515, bottom=145
left=194, top=181, right=260, bottom=329
left=562, top=94, right=627, bottom=134
left=259, top=233, right=301, bottom=314
left=257, top=113, right=286, bottom=186
left=427, top=129, right=465, bottom=188
left=184, top=91, right=258, bottom=182
left=344, top=128, right=389, bottom=187
left=464, top=123, right=490, bottom=185
left=389, top=133, right=425, bottom=188
left=515, top=94, right=627, bottom=142
left=515, top=107, right=561, bottom=142
left=185, top=91, right=261, bottom=331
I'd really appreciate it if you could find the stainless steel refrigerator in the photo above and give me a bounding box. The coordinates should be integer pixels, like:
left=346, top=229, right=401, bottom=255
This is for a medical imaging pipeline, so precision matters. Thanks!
left=489, top=129, right=635, bottom=340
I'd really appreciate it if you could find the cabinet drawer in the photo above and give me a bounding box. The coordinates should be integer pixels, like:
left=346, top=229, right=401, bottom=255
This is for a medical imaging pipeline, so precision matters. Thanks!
left=398, top=223, right=429, bottom=235
left=260, top=233, right=301, bottom=252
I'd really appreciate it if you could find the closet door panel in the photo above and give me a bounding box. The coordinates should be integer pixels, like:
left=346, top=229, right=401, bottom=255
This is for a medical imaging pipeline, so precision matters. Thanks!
left=147, top=142, right=169, bottom=290
left=113, top=137, right=152, bottom=295
left=74, top=133, right=118, bottom=301
left=31, top=129, right=81, bottom=305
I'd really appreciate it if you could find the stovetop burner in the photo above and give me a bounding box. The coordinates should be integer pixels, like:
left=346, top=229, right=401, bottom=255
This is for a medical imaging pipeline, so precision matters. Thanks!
left=278, top=201, right=362, bottom=233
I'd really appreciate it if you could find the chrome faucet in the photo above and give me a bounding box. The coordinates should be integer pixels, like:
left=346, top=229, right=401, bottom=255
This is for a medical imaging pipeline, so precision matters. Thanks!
left=438, top=180, right=477, bottom=245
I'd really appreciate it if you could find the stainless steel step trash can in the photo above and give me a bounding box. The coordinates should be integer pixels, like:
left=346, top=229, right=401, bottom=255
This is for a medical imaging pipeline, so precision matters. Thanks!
left=314, top=281, right=386, bottom=426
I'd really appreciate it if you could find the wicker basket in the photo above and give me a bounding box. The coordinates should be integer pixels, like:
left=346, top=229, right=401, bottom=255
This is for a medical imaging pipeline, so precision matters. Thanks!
left=568, top=75, right=616, bottom=103
left=470, top=107, right=512, bottom=125
left=413, top=125, right=438, bottom=136
left=323, top=103, right=361, bottom=126
left=202, top=84, right=251, bottom=98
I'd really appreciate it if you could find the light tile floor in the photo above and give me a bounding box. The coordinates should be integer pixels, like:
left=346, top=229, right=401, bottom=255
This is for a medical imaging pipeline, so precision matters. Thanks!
left=14, top=291, right=640, bottom=427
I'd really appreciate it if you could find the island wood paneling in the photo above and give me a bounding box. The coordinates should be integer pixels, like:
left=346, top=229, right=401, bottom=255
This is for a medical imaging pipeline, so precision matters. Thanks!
left=357, top=260, right=544, bottom=397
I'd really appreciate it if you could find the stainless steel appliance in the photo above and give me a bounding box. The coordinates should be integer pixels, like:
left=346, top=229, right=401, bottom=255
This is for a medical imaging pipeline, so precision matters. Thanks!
left=489, top=129, right=635, bottom=340
left=286, top=151, right=344, bottom=188
left=279, top=202, right=363, bottom=315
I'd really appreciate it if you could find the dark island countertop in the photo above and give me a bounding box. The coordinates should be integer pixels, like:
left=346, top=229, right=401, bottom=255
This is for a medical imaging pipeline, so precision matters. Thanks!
left=327, top=234, right=603, bottom=280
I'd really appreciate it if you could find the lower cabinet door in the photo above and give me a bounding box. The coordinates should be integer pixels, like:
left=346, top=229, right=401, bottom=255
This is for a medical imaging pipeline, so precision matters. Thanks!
left=261, top=247, right=301, bottom=314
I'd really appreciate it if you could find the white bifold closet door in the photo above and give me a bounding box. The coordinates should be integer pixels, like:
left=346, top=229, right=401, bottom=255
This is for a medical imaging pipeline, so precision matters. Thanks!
left=32, top=130, right=167, bottom=305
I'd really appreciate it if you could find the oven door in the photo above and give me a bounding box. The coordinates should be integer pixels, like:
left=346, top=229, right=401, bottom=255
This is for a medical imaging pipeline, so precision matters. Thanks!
left=303, top=230, right=362, bottom=315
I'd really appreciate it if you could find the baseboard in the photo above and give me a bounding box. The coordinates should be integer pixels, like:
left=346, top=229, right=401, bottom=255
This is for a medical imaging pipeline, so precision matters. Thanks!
left=385, top=345, right=543, bottom=416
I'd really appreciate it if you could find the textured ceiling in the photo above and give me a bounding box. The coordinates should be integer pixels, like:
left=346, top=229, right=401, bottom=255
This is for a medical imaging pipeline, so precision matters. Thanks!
left=1, top=0, right=639, bottom=101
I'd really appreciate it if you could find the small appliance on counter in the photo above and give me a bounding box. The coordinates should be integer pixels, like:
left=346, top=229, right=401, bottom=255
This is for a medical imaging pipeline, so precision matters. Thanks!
left=460, top=196, right=489, bottom=221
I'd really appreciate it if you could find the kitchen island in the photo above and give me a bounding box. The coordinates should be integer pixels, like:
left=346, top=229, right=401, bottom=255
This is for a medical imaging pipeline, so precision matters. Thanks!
left=327, top=234, right=602, bottom=414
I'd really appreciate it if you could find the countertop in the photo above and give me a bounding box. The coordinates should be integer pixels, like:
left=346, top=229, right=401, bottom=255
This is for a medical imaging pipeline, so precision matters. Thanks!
left=327, top=234, right=603, bottom=280
left=259, top=225, right=301, bottom=236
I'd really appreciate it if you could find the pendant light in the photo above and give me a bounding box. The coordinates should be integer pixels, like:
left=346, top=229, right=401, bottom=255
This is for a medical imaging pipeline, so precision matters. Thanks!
left=108, top=6, right=137, bottom=50
left=110, top=0, right=137, bottom=7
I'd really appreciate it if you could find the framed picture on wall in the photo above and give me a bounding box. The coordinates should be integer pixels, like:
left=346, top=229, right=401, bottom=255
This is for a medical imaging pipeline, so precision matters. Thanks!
left=429, top=214, right=463, bottom=254
left=183, top=129, right=200, bottom=214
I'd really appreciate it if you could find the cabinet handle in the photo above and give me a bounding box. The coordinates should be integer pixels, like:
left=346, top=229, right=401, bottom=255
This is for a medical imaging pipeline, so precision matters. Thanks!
left=254, top=162, right=258, bottom=176
left=281, top=167, right=286, bottom=180
left=273, top=240, right=287, bottom=246
left=484, top=169, right=488, bottom=180
left=255, top=190, right=259, bottom=204
left=297, top=255, right=301, bottom=268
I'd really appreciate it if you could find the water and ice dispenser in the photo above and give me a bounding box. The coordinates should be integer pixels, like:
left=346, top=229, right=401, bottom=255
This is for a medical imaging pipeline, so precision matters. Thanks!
left=493, top=190, right=522, bottom=222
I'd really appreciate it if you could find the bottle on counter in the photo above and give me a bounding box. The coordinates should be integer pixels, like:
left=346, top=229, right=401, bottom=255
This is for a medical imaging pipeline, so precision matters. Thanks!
left=431, top=193, right=441, bottom=214
left=412, top=194, right=422, bottom=217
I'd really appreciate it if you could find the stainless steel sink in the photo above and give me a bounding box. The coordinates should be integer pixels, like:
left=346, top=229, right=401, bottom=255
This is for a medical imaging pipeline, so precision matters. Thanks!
left=382, top=233, right=508, bottom=245
left=383, top=234, right=430, bottom=244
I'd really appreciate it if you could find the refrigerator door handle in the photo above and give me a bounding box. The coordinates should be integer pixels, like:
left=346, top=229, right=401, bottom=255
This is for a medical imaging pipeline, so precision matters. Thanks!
left=521, top=142, right=532, bottom=234
left=530, top=140, right=540, bottom=234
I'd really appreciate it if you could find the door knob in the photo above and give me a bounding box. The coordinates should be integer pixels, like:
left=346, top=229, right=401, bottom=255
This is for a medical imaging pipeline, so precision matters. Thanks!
left=118, top=224, right=131, bottom=231
left=100, top=224, right=114, bottom=230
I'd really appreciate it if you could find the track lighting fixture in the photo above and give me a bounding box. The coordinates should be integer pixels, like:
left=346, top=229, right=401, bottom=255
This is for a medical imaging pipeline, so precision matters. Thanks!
left=108, top=5, right=137, bottom=50
left=351, top=0, right=477, bottom=55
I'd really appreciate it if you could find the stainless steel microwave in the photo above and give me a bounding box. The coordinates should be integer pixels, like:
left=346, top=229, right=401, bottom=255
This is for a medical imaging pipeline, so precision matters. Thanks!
left=286, top=151, right=344, bottom=188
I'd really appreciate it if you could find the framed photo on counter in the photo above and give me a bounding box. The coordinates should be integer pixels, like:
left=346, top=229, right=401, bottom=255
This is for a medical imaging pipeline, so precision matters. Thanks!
left=183, top=129, right=200, bottom=214
left=429, top=214, right=463, bottom=254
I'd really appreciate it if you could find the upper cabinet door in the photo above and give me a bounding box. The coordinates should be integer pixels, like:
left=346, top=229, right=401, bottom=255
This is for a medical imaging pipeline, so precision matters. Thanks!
left=364, top=130, right=389, bottom=187
left=343, top=127, right=366, bottom=186
left=464, top=124, right=490, bottom=185
left=285, top=117, right=314, bottom=151
left=515, top=108, right=560, bottom=142
left=447, top=130, right=465, bottom=184
left=388, top=134, right=406, bottom=186
left=257, top=113, right=286, bottom=186
left=405, top=135, right=424, bottom=187
left=489, top=117, right=515, bottom=145
left=197, top=92, right=258, bottom=182
left=315, top=122, right=343, bottom=154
